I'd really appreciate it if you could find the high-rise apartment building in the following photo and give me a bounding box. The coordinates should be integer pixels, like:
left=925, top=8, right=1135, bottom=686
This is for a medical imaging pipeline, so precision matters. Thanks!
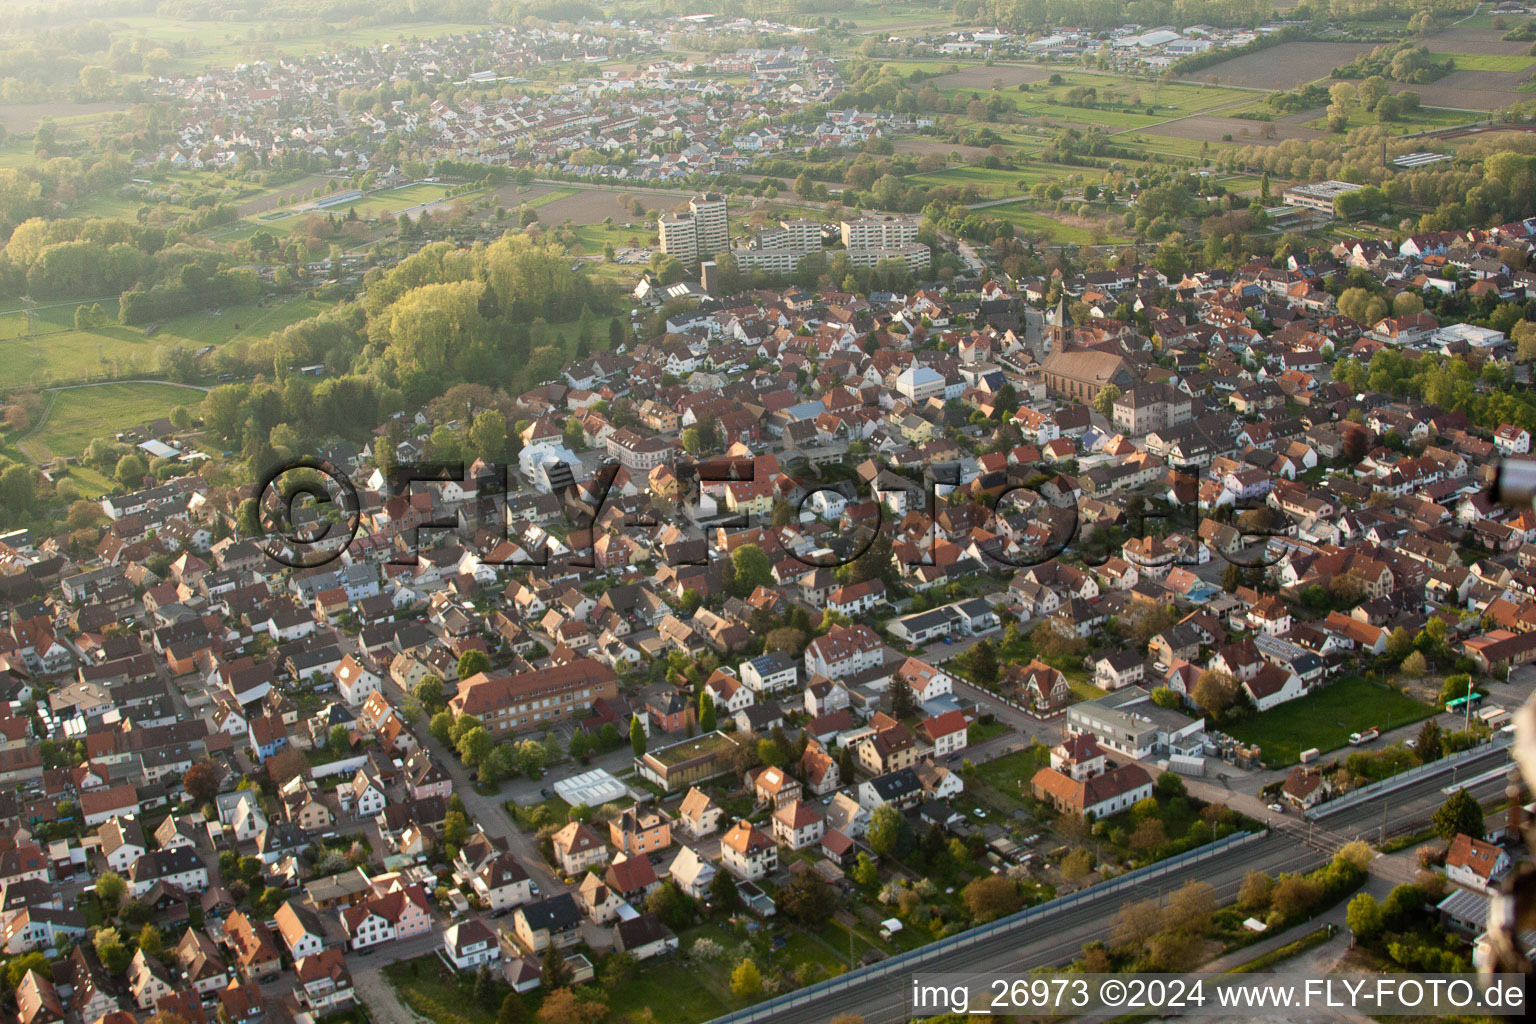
left=840, top=214, right=920, bottom=249
left=658, top=193, right=729, bottom=266
left=688, top=192, right=729, bottom=257
left=658, top=212, right=699, bottom=265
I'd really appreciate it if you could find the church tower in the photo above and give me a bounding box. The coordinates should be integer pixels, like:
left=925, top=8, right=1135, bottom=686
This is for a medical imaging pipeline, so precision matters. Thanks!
left=1044, top=294, right=1072, bottom=354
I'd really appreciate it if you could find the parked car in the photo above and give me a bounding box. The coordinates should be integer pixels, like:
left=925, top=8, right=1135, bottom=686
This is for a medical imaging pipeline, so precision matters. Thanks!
left=1267, top=803, right=1284, bottom=814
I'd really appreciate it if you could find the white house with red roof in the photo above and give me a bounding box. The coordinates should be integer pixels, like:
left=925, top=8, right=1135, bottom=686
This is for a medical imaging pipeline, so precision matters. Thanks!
left=804, top=624, right=884, bottom=679
left=719, top=819, right=777, bottom=880
left=1445, top=834, right=1511, bottom=893
left=916, top=710, right=968, bottom=758
left=771, top=800, right=825, bottom=850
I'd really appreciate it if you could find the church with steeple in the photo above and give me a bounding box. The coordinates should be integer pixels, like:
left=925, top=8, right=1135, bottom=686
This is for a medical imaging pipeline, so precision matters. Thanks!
left=1044, top=294, right=1072, bottom=354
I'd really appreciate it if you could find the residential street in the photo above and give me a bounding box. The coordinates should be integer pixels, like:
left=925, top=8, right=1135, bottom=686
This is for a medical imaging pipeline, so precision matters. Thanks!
left=381, top=675, right=567, bottom=898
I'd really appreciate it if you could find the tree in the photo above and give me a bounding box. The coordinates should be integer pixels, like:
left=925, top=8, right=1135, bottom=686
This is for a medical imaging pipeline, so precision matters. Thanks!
left=468, top=410, right=507, bottom=463
left=1192, top=670, right=1239, bottom=719
left=500, top=993, right=526, bottom=1024
left=851, top=852, right=880, bottom=889
left=630, top=717, right=646, bottom=756
left=699, top=690, right=717, bottom=732
left=96, top=871, right=127, bottom=912
left=457, top=726, right=493, bottom=768
left=458, top=650, right=491, bottom=679
left=1415, top=718, right=1443, bottom=763
left=1347, top=892, right=1384, bottom=942
left=730, top=958, right=764, bottom=999
left=1401, top=650, right=1428, bottom=676
left=0, top=465, right=35, bottom=515
left=1432, top=787, right=1484, bottom=842
left=1155, top=771, right=1186, bottom=800
left=541, top=943, right=575, bottom=989
left=444, top=810, right=471, bottom=847
left=537, top=989, right=605, bottom=1024
left=1270, top=873, right=1320, bottom=919
left=1109, top=899, right=1161, bottom=952
left=962, top=875, right=1024, bottom=922
left=1237, top=869, right=1273, bottom=912
left=1162, top=881, right=1216, bottom=934
left=764, top=628, right=808, bottom=655
left=730, top=544, right=773, bottom=595
left=779, top=871, right=837, bottom=925
left=95, top=925, right=130, bottom=973
left=6, top=953, right=48, bottom=990
left=1131, top=817, right=1168, bottom=854
left=867, top=803, right=913, bottom=859
left=889, top=676, right=918, bottom=720
left=756, top=737, right=787, bottom=767
left=430, top=710, right=455, bottom=745
left=710, top=866, right=742, bottom=914
left=1060, top=847, right=1094, bottom=880
left=183, top=762, right=219, bottom=803
left=1092, top=383, right=1121, bottom=418
left=413, top=676, right=446, bottom=714
left=1031, top=620, right=1084, bottom=660
left=328, top=724, right=352, bottom=758
left=114, top=453, right=148, bottom=489
left=969, top=638, right=999, bottom=684
left=647, top=879, right=694, bottom=930
left=133, top=921, right=158, bottom=964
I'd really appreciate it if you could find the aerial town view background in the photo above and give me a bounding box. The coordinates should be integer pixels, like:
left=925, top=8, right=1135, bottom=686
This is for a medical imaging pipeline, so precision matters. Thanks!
left=3, top=0, right=1536, bottom=1022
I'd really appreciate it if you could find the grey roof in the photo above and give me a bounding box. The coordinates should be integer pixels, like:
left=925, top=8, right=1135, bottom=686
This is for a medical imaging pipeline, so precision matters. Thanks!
left=518, top=893, right=582, bottom=932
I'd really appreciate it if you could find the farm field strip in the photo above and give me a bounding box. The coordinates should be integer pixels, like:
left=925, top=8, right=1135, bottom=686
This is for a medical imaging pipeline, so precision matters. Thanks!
left=1428, top=52, right=1536, bottom=72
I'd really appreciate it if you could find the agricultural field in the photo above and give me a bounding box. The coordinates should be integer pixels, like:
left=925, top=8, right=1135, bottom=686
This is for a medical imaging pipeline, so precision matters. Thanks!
left=1429, top=52, right=1535, bottom=73
left=1383, top=72, right=1532, bottom=112
left=891, top=137, right=999, bottom=160
left=1140, top=115, right=1323, bottom=151
left=530, top=188, right=659, bottom=226
left=929, top=64, right=1053, bottom=90
left=1181, top=41, right=1376, bottom=90
left=107, top=16, right=490, bottom=74
left=18, top=381, right=209, bottom=463
left=0, top=100, right=126, bottom=134
left=1430, top=26, right=1536, bottom=56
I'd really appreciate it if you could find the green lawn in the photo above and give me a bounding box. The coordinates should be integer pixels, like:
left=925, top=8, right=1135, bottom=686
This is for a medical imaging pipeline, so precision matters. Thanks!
left=19, top=382, right=208, bottom=461
left=1429, top=52, right=1535, bottom=72
left=988, top=204, right=1125, bottom=244
left=1224, top=676, right=1435, bottom=766
left=967, top=744, right=1052, bottom=812
left=969, top=719, right=1012, bottom=744
left=0, top=297, right=324, bottom=388
left=1302, top=105, right=1476, bottom=134
left=603, top=958, right=734, bottom=1024
left=385, top=957, right=497, bottom=1024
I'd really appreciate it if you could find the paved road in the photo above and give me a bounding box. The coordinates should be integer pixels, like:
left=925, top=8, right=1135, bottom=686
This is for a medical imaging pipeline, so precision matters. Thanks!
left=381, top=674, right=568, bottom=899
